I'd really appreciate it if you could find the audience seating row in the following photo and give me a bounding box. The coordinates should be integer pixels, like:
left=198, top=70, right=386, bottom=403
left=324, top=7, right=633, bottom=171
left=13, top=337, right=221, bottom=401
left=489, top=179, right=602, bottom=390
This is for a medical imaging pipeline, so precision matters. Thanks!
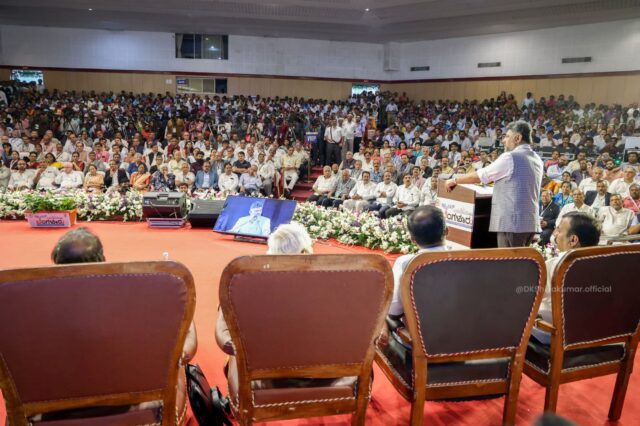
left=0, top=246, right=639, bottom=425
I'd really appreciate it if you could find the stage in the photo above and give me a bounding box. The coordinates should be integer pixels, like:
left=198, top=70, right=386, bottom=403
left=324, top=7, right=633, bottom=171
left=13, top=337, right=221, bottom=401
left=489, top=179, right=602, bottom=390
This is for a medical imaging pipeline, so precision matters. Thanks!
left=0, top=221, right=638, bottom=425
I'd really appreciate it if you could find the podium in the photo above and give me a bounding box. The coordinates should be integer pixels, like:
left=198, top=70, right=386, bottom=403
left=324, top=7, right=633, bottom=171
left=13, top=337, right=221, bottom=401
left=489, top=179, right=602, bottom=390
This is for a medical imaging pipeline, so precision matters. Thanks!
left=437, top=181, right=497, bottom=248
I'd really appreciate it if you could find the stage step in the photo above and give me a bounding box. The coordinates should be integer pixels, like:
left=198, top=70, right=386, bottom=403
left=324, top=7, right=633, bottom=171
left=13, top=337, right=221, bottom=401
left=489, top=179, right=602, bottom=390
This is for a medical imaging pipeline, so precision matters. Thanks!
left=290, top=189, right=311, bottom=202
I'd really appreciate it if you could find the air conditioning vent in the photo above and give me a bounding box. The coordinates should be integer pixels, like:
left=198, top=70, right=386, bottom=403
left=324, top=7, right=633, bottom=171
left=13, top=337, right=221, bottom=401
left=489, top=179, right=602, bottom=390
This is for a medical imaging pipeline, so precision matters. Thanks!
left=478, top=62, right=501, bottom=68
left=410, top=66, right=430, bottom=71
left=562, top=56, right=592, bottom=64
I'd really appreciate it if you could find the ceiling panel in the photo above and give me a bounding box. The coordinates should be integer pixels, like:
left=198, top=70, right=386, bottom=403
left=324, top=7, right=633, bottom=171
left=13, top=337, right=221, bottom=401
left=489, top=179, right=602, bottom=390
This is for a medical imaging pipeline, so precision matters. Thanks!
left=0, top=0, right=637, bottom=42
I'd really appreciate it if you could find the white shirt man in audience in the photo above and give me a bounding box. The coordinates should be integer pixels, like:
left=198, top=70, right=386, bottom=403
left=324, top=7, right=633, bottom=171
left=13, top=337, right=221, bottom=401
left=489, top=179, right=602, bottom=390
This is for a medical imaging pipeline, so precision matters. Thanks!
left=578, top=167, right=604, bottom=193
left=531, top=212, right=600, bottom=345
left=342, top=171, right=377, bottom=213
left=55, top=162, right=83, bottom=190
left=175, top=162, right=195, bottom=187
left=54, top=142, right=71, bottom=163
left=341, top=113, right=357, bottom=157
left=281, top=146, right=300, bottom=197
left=369, top=171, right=398, bottom=216
left=257, top=152, right=275, bottom=197
left=420, top=174, right=439, bottom=206
left=33, top=161, right=60, bottom=190
left=307, top=166, right=336, bottom=204
left=388, top=206, right=449, bottom=318
left=7, top=160, right=33, bottom=190
left=547, top=156, right=568, bottom=181
left=218, top=162, right=239, bottom=195
left=608, top=167, right=638, bottom=199
left=384, top=174, right=421, bottom=218
left=168, top=150, right=187, bottom=175
left=557, top=189, right=594, bottom=223
left=598, top=193, right=635, bottom=240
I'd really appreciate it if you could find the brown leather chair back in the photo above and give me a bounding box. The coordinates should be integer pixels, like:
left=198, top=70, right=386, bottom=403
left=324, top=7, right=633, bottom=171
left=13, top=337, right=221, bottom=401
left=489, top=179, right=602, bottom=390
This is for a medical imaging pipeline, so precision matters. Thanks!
left=220, top=254, right=392, bottom=377
left=0, top=261, right=195, bottom=426
left=552, top=245, right=640, bottom=347
left=404, top=248, right=545, bottom=357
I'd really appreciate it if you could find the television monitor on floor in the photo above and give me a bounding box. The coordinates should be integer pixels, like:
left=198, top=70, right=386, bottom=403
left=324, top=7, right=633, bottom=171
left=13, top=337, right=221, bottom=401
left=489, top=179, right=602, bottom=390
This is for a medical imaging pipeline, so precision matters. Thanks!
left=213, top=196, right=297, bottom=239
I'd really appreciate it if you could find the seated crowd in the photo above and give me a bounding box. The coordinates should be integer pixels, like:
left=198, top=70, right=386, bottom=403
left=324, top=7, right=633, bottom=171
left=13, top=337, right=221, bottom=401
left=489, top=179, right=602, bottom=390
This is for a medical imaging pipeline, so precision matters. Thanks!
left=1, top=82, right=640, bottom=238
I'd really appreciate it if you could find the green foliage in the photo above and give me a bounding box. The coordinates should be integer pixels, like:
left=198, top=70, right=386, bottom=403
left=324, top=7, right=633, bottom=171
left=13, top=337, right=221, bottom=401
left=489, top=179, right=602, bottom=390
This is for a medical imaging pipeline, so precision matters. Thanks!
left=23, top=193, right=77, bottom=213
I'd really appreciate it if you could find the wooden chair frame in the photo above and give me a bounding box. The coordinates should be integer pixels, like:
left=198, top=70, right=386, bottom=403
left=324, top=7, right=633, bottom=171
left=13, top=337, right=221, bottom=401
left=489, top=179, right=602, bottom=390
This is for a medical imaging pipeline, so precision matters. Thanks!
left=219, top=254, right=393, bottom=426
left=378, top=248, right=545, bottom=426
left=0, top=261, right=196, bottom=426
left=523, top=245, right=640, bottom=420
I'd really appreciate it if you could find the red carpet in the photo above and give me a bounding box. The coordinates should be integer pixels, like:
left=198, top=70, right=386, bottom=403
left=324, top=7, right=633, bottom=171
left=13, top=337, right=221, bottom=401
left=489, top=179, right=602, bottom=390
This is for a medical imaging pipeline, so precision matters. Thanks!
left=0, top=221, right=638, bottom=425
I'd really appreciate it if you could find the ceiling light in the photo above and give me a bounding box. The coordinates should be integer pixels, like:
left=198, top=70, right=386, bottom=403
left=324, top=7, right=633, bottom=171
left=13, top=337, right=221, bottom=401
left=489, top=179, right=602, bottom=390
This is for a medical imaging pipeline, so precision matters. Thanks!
left=88, top=8, right=93, bottom=11
left=365, top=8, right=370, bottom=12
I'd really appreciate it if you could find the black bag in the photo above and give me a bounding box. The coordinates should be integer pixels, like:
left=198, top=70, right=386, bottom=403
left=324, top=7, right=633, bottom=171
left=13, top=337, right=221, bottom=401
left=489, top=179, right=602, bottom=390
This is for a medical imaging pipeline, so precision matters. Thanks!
left=185, top=364, right=232, bottom=426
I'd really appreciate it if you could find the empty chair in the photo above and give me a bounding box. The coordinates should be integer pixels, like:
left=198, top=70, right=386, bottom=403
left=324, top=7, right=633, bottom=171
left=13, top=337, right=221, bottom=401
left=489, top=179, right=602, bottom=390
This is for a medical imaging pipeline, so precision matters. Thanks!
left=523, top=245, right=640, bottom=420
left=376, top=248, right=545, bottom=426
left=0, top=261, right=196, bottom=426
left=219, top=254, right=393, bottom=425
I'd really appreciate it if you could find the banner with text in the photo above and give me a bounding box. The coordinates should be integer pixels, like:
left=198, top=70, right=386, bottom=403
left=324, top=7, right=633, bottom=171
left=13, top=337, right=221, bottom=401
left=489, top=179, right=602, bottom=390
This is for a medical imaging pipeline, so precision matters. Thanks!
left=437, top=198, right=475, bottom=232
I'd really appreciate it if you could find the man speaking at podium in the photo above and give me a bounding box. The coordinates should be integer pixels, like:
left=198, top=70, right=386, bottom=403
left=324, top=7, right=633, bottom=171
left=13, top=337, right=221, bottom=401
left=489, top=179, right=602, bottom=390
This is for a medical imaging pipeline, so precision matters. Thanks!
left=445, top=121, right=543, bottom=247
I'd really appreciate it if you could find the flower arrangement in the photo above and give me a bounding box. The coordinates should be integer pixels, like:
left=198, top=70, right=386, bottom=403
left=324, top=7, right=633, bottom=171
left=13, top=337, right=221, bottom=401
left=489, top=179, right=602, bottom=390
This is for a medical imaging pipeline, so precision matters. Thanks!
left=531, top=242, right=559, bottom=261
left=292, top=202, right=418, bottom=254
left=0, top=192, right=418, bottom=253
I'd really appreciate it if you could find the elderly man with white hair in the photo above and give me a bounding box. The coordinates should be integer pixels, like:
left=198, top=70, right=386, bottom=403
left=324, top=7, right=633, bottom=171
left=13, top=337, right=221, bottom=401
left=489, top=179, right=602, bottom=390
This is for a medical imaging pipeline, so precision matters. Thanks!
left=579, top=167, right=605, bottom=193
left=608, top=166, right=638, bottom=199
left=54, top=162, right=83, bottom=189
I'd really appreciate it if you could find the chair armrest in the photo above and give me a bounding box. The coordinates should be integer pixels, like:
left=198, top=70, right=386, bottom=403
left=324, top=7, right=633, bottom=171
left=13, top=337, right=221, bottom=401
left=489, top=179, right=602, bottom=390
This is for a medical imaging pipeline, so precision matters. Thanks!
left=396, top=328, right=412, bottom=345
left=534, top=319, right=556, bottom=334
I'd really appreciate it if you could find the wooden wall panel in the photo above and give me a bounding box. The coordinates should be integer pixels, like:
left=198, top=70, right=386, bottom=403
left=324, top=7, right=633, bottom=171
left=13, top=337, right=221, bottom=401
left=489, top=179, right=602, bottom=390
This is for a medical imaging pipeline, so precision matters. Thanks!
left=4, top=68, right=638, bottom=106
left=383, top=74, right=640, bottom=106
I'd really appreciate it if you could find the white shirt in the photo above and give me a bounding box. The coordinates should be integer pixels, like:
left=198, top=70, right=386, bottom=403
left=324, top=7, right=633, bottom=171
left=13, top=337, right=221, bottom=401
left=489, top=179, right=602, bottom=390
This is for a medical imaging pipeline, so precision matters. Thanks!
left=389, top=245, right=450, bottom=316
left=590, top=193, right=609, bottom=212
left=557, top=203, right=594, bottom=223
left=324, top=126, right=343, bottom=144
left=55, top=171, right=83, bottom=189
left=578, top=177, right=601, bottom=194
left=608, top=178, right=636, bottom=199
left=349, top=180, right=377, bottom=200
left=420, top=183, right=439, bottom=206
left=342, top=121, right=357, bottom=140
left=598, top=206, right=634, bottom=237
left=393, top=185, right=420, bottom=209
left=476, top=144, right=539, bottom=185
left=258, top=161, right=276, bottom=181
left=375, top=181, right=397, bottom=205
left=313, top=175, right=337, bottom=195
left=218, top=173, right=239, bottom=193
left=8, top=170, right=33, bottom=190
left=35, top=166, right=60, bottom=190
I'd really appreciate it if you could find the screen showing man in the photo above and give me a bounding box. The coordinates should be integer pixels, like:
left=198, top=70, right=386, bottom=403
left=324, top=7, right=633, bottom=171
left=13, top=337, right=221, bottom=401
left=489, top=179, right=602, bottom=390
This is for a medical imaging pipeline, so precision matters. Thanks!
left=214, top=196, right=297, bottom=238
left=230, top=200, right=271, bottom=237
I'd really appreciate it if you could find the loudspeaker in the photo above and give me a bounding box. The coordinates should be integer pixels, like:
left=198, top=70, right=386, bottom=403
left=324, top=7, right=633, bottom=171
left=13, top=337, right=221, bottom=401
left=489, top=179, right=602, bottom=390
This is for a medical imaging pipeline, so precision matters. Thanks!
left=142, top=192, right=188, bottom=219
left=187, top=199, right=226, bottom=228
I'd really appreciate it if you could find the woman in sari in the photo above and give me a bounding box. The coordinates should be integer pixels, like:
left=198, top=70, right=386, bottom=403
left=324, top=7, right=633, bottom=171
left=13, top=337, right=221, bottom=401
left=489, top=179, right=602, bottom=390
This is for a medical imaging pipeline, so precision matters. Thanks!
left=83, top=164, right=104, bottom=193
left=129, top=163, right=150, bottom=192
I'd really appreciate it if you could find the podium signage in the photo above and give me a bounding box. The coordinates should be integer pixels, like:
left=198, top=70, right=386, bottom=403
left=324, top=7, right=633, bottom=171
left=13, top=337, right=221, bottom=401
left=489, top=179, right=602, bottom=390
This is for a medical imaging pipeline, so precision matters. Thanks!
left=438, top=198, right=475, bottom=231
left=26, top=210, right=77, bottom=228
